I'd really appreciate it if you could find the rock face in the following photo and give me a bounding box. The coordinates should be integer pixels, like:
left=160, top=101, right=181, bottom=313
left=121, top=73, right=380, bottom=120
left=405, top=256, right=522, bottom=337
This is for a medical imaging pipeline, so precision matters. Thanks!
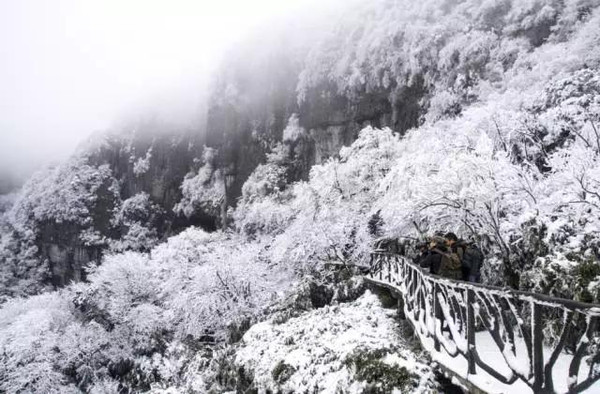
left=15, top=129, right=213, bottom=289
left=22, top=64, right=425, bottom=290
left=206, top=59, right=426, bottom=211
left=6, top=32, right=430, bottom=291
left=86, top=129, right=214, bottom=231
left=38, top=222, right=102, bottom=287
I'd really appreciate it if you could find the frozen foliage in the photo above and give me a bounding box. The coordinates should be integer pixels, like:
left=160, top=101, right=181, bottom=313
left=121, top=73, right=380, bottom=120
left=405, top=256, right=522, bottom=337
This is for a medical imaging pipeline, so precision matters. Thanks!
left=8, top=157, right=117, bottom=231
left=0, top=193, right=16, bottom=216
left=109, top=192, right=162, bottom=252
left=0, top=227, right=292, bottom=393
left=133, top=147, right=153, bottom=176
left=261, top=127, right=401, bottom=272
left=233, top=143, right=294, bottom=236
left=230, top=0, right=600, bottom=293
left=282, top=114, right=306, bottom=142
left=0, top=292, right=81, bottom=393
left=2, top=0, right=600, bottom=392
left=0, top=158, right=119, bottom=300
left=297, top=0, right=600, bottom=118
left=235, top=291, right=435, bottom=393
left=175, top=147, right=225, bottom=218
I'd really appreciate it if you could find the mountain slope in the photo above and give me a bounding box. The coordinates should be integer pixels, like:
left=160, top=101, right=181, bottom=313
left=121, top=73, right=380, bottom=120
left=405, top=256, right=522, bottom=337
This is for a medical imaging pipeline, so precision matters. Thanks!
left=1, top=0, right=600, bottom=392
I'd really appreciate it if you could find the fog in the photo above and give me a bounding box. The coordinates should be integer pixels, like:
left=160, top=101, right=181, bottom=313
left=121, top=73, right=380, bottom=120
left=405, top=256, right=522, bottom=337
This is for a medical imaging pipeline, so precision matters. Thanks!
left=0, top=0, right=334, bottom=190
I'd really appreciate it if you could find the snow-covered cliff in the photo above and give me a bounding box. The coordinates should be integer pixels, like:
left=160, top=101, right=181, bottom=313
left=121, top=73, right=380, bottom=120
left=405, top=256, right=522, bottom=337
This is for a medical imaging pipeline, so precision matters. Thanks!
left=1, top=0, right=600, bottom=392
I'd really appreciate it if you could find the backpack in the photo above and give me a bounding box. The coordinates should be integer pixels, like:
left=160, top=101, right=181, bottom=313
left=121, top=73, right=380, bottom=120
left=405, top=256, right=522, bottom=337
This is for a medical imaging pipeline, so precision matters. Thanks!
left=439, top=253, right=462, bottom=280
left=461, top=243, right=484, bottom=276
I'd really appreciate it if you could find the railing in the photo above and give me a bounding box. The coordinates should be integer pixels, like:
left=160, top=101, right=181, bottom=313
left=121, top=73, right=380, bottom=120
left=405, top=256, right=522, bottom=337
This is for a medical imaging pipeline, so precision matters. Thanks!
left=366, top=251, right=600, bottom=394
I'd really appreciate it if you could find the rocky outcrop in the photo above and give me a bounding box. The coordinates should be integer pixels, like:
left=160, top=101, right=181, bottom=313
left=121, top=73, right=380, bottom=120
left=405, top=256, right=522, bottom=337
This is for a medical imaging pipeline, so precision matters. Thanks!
left=37, top=221, right=102, bottom=286
left=33, top=56, right=428, bottom=289
left=6, top=23, right=432, bottom=291
left=206, top=65, right=427, bottom=210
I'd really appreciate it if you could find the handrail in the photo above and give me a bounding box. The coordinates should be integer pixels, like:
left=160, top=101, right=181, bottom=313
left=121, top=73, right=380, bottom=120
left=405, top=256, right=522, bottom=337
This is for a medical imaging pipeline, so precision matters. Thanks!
left=366, top=251, right=600, bottom=393
left=370, top=251, right=600, bottom=314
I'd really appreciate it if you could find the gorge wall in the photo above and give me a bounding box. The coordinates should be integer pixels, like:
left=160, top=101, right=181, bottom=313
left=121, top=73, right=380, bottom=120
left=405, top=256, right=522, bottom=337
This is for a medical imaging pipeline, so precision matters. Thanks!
left=4, top=0, right=583, bottom=293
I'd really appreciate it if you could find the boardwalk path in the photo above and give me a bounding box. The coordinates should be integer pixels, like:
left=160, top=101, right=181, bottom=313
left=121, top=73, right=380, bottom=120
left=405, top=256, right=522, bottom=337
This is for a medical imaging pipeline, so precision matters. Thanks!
left=363, top=252, right=600, bottom=394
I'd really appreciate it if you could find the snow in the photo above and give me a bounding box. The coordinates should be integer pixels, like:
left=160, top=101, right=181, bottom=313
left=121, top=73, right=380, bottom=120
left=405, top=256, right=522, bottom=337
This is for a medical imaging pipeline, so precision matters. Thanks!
left=372, top=260, right=600, bottom=393
left=133, top=147, right=152, bottom=176
left=175, top=147, right=224, bottom=218
left=427, top=330, right=600, bottom=394
left=2, top=0, right=600, bottom=392
left=235, top=291, right=435, bottom=393
left=282, top=114, right=306, bottom=142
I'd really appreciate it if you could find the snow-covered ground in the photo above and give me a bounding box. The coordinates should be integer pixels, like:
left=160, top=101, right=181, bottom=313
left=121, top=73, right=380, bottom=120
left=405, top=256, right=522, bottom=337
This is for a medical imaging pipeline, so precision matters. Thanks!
left=235, top=291, right=436, bottom=393
left=426, top=331, right=600, bottom=394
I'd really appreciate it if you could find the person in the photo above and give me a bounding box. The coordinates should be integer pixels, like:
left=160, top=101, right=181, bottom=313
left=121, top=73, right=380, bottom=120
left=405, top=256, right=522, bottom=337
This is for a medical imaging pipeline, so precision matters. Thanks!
left=461, top=240, right=484, bottom=283
left=418, top=237, right=454, bottom=277
left=445, top=232, right=485, bottom=283
left=418, top=234, right=469, bottom=280
left=413, top=242, right=429, bottom=265
left=444, top=232, right=467, bottom=280
left=431, top=232, right=460, bottom=280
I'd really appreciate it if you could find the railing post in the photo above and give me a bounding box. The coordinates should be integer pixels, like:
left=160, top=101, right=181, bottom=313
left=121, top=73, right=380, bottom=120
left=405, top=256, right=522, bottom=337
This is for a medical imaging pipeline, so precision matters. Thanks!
left=466, top=288, right=476, bottom=375
left=387, top=255, right=391, bottom=283
left=532, top=302, right=544, bottom=392
left=365, top=248, right=600, bottom=393
left=397, top=295, right=405, bottom=319
left=433, top=283, right=441, bottom=352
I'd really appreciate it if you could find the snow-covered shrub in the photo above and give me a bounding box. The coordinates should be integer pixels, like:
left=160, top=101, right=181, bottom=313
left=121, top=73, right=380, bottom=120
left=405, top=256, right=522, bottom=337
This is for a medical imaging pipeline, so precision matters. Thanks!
left=0, top=231, right=50, bottom=302
left=233, top=143, right=295, bottom=236
left=0, top=157, right=119, bottom=300
left=0, top=292, right=81, bottom=393
left=109, top=192, right=162, bottom=252
left=282, top=114, right=306, bottom=142
left=0, top=193, right=16, bottom=217
left=0, top=226, right=294, bottom=393
left=8, top=157, right=118, bottom=231
left=235, top=291, right=436, bottom=393
left=343, top=349, right=416, bottom=393
left=175, top=147, right=224, bottom=219
left=133, top=147, right=152, bottom=176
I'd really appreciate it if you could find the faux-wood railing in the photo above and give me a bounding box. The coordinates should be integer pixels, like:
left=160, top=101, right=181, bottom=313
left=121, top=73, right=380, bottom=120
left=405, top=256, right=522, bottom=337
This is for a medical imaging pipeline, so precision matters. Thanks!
left=366, top=251, right=600, bottom=393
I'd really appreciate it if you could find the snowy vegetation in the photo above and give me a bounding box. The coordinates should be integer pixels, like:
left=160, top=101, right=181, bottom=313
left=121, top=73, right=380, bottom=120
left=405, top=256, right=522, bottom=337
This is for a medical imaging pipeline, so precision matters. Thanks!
left=109, top=192, right=163, bottom=253
left=1, top=0, right=600, bottom=392
left=0, top=228, right=292, bottom=393
left=235, top=291, right=436, bottom=393
left=175, top=147, right=225, bottom=219
left=132, top=148, right=153, bottom=177
left=0, top=158, right=119, bottom=300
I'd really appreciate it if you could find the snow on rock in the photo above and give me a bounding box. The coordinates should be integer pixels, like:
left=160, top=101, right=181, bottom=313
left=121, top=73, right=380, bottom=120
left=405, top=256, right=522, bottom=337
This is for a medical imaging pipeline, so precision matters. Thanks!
left=235, top=291, right=435, bottom=393
left=132, top=147, right=152, bottom=176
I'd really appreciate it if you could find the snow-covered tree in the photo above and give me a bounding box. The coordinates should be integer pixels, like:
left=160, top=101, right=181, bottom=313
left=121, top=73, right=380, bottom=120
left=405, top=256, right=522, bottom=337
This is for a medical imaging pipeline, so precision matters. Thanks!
left=174, top=147, right=224, bottom=219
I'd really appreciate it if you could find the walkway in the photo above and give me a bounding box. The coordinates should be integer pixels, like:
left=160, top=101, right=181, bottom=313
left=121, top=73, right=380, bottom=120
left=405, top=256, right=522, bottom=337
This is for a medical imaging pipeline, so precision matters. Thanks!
left=363, top=251, right=600, bottom=394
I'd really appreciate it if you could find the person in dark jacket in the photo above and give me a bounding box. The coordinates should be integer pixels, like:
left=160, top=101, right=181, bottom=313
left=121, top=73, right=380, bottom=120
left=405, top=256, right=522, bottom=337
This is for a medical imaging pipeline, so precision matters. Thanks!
left=441, top=232, right=463, bottom=280
left=443, top=232, right=468, bottom=280
left=444, top=232, right=485, bottom=283
left=418, top=237, right=447, bottom=275
left=462, top=242, right=484, bottom=283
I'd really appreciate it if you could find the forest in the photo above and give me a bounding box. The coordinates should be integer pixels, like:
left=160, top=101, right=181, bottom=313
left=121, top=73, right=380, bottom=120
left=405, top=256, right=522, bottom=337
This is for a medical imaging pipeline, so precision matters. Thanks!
left=1, top=0, right=600, bottom=392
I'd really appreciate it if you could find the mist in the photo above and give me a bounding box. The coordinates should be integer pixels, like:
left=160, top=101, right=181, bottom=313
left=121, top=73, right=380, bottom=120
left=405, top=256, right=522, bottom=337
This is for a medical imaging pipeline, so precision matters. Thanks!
left=0, top=0, right=336, bottom=191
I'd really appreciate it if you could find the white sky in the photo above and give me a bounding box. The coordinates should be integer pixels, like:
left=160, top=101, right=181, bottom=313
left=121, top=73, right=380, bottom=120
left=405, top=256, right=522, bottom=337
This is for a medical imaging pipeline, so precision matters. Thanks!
left=0, top=0, right=330, bottom=180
